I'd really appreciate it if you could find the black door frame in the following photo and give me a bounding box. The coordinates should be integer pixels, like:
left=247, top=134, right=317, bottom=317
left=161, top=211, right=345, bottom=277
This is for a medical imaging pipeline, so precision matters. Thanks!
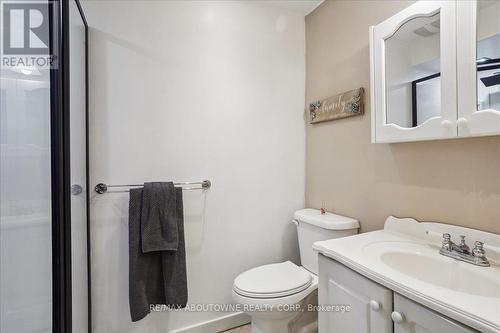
left=49, top=0, right=90, bottom=332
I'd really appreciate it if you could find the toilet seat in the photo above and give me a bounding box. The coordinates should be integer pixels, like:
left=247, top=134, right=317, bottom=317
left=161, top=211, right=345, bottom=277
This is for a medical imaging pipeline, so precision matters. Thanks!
left=233, top=261, right=312, bottom=298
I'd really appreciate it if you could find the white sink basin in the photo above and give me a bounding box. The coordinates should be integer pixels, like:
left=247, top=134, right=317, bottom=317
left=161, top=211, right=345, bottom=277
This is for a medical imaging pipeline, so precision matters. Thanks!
left=361, top=241, right=500, bottom=298
left=380, top=250, right=500, bottom=298
left=313, top=216, right=500, bottom=333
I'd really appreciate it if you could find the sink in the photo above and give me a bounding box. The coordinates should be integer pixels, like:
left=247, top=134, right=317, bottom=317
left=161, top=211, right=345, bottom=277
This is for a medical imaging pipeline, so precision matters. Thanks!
left=380, top=250, right=500, bottom=298
left=314, top=216, right=500, bottom=332
left=361, top=241, right=500, bottom=298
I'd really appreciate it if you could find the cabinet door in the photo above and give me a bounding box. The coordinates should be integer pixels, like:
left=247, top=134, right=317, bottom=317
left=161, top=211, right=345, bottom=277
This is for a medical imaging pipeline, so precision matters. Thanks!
left=318, top=254, right=392, bottom=333
left=393, top=294, right=479, bottom=333
left=371, top=1, right=457, bottom=143
left=457, top=0, right=500, bottom=137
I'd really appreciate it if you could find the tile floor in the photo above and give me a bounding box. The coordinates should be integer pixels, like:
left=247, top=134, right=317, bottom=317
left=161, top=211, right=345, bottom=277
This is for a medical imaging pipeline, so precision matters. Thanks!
left=220, top=324, right=251, bottom=333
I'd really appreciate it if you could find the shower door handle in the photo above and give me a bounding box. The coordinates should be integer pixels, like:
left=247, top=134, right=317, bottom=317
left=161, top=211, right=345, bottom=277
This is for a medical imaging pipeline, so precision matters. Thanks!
left=71, top=184, right=83, bottom=196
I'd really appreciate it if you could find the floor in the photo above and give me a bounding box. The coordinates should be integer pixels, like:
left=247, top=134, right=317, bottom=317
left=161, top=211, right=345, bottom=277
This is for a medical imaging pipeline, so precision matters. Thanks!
left=221, top=324, right=251, bottom=333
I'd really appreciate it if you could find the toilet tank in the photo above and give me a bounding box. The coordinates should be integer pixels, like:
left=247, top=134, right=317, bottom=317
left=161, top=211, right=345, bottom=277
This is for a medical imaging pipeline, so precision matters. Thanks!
left=293, top=208, right=359, bottom=275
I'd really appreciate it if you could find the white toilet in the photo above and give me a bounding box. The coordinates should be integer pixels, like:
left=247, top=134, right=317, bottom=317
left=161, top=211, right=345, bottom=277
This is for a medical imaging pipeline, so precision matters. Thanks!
left=232, top=208, right=359, bottom=333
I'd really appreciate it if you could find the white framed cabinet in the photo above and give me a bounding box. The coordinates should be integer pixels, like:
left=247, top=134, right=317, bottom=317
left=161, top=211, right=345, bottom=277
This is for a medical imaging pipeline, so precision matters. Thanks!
left=370, top=0, right=500, bottom=143
left=318, top=254, right=480, bottom=333
left=318, top=254, right=393, bottom=333
left=457, top=0, right=500, bottom=137
left=393, top=294, right=479, bottom=333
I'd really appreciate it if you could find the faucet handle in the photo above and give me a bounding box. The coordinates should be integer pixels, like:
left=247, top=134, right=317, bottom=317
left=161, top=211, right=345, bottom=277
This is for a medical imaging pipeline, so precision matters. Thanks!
left=472, top=241, right=485, bottom=256
left=442, top=233, right=452, bottom=245
left=441, top=233, right=452, bottom=251
left=472, top=241, right=490, bottom=266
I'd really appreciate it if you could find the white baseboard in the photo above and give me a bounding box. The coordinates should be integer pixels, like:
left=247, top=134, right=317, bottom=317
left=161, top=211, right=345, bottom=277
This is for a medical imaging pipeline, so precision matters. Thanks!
left=169, top=312, right=251, bottom=333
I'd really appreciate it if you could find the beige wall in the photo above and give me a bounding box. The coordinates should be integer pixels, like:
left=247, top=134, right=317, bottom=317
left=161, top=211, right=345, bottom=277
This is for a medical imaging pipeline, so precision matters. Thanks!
left=305, top=0, right=500, bottom=234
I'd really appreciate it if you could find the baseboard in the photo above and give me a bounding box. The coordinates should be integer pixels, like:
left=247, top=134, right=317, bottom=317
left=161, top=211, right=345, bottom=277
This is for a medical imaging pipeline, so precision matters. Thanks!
left=170, top=312, right=251, bottom=333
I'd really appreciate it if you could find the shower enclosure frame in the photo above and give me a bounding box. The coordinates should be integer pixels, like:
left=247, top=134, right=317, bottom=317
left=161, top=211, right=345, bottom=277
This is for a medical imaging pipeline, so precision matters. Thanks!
left=49, top=0, right=90, bottom=332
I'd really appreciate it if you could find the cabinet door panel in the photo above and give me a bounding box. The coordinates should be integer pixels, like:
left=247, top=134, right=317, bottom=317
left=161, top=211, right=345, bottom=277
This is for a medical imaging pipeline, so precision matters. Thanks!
left=393, top=294, right=479, bottom=333
left=318, top=254, right=392, bottom=333
left=371, top=0, right=457, bottom=143
left=457, top=0, right=500, bottom=137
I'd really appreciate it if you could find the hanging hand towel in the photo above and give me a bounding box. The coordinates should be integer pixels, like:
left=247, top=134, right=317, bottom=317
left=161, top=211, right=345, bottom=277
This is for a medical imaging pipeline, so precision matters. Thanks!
left=129, top=182, right=187, bottom=322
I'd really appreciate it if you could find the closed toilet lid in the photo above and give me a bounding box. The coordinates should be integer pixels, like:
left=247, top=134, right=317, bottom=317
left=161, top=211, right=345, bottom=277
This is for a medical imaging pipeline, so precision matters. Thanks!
left=233, top=261, right=312, bottom=298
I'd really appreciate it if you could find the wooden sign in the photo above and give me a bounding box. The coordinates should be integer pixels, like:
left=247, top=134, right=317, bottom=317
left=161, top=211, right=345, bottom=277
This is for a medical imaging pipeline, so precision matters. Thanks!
left=309, top=88, right=364, bottom=124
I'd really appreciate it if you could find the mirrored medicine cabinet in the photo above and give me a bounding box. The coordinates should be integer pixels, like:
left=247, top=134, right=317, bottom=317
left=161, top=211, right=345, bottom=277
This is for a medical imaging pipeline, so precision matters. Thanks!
left=370, top=0, right=500, bottom=143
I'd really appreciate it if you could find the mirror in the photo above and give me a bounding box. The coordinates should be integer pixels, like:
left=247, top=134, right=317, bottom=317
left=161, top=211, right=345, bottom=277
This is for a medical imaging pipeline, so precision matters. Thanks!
left=476, top=0, right=500, bottom=112
left=385, top=12, right=441, bottom=128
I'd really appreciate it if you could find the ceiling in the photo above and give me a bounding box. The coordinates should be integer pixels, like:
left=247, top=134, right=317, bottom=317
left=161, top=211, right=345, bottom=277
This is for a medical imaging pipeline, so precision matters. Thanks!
left=262, top=0, right=324, bottom=16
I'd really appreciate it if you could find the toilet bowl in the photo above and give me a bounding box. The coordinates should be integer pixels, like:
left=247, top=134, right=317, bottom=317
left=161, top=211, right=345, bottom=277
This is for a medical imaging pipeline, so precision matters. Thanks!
left=232, top=209, right=359, bottom=333
left=232, top=261, right=318, bottom=333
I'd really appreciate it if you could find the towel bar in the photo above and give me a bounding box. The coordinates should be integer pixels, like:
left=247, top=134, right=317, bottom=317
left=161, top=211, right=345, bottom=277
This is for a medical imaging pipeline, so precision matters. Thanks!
left=94, top=180, right=211, bottom=194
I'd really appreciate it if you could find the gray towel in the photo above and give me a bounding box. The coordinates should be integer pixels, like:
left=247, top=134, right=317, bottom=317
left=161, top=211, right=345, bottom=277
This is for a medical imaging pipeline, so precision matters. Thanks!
left=141, top=182, right=178, bottom=252
left=129, top=183, right=187, bottom=322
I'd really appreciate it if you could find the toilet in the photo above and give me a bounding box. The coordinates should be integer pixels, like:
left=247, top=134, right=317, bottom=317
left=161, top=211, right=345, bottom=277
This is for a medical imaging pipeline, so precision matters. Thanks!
left=232, top=208, right=359, bottom=333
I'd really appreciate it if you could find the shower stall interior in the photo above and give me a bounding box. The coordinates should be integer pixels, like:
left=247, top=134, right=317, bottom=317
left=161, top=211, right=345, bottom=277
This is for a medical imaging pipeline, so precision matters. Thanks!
left=0, top=1, right=89, bottom=332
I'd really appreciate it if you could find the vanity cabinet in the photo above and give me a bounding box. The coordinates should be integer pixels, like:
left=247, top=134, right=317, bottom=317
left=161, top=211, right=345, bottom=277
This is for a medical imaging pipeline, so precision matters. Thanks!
left=393, top=294, right=479, bottom=333
left=370, top=0, right=500, bottom=143
left=318, top=254, right=480, bottom=333
left=318, top=254, right=393, bottom=333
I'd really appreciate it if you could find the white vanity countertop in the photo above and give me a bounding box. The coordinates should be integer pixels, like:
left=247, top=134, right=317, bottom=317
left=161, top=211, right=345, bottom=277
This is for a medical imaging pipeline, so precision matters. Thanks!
left=313, top=216, right=500, bottom=333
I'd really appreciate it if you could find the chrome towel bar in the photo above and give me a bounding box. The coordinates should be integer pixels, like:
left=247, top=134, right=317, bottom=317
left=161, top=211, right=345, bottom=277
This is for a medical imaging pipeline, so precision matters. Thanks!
left=94, top=180, right=211, bottom=194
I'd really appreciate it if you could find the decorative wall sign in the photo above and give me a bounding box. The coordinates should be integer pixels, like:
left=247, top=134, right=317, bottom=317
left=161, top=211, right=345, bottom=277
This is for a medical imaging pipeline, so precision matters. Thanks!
left=309, top=88, right=364, bottom=124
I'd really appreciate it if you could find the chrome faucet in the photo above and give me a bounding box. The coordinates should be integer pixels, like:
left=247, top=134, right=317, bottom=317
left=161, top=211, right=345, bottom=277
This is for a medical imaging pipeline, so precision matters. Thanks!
left=439, top=233, right=490, bottom=267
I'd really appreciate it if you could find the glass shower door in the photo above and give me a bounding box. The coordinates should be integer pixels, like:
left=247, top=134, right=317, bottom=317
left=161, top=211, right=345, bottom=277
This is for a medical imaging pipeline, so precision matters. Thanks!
left=0, top=0, right=89, bottom=332
left=0, top=27, right=53, bottom=333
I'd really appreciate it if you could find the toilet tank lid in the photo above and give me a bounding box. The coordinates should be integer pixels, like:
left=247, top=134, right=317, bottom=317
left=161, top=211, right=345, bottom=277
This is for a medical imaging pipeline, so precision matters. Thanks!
left=294, top=208, right=359, bottom=230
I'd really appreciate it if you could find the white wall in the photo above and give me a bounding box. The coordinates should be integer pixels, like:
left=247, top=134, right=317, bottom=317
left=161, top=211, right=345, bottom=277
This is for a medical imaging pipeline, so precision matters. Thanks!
left=81, top=1, right=305, bottom=332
